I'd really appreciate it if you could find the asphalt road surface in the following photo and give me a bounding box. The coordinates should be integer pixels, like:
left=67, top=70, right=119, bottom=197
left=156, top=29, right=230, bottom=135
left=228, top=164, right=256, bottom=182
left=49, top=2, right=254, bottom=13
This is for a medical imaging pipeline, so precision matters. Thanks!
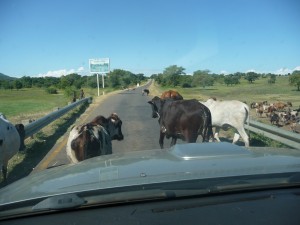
left=34, top=83, right=184, bottom=172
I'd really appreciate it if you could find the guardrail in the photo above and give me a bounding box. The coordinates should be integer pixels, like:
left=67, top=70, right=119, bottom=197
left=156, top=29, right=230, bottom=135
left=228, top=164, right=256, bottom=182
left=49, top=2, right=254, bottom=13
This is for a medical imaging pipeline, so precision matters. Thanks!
left=24, top=97, right=92, bottom=139
left=246, top=119, right=300, bottom=149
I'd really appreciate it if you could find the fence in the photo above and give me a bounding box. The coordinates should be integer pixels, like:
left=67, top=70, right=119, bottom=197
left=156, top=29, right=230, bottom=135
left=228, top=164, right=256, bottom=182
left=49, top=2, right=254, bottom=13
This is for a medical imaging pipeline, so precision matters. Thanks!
left=24, top=97, right=92, bottom=139
left=247, top=119, right=300, bottom=149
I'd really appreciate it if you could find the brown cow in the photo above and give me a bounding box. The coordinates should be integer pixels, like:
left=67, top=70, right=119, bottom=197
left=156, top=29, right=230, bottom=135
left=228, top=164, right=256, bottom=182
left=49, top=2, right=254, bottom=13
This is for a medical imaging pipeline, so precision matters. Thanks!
left=160, top=90, right=183, bottom=100
left=273, top=102, right=287, bottom=110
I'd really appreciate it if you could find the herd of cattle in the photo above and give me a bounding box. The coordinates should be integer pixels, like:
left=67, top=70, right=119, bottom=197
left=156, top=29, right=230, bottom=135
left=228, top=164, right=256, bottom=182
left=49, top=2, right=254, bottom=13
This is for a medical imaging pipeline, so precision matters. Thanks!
left=1, top=88, right=299, bottom=182
left=251, top=100, right=300, bottom=132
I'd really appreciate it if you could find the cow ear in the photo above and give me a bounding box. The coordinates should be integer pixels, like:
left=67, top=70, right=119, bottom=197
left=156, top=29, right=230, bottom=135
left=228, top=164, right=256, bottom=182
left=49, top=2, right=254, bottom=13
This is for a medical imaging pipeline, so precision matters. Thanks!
left=148, top=101, right=153, bottom=105
left=111, top=118, right=116, bottom=123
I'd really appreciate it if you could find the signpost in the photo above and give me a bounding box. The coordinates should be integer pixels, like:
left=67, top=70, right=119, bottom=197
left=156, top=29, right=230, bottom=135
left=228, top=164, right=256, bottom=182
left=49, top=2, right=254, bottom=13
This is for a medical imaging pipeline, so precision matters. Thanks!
left=89, top=58, right=110, bottom=96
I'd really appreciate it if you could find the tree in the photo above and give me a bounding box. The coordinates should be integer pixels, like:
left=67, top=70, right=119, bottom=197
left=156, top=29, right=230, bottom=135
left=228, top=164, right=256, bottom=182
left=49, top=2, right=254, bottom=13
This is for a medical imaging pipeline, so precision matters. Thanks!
left=162, top=65, right=185, bottom=87
left=0, top=80, right=12, bottom=89
left=224, top=75, right=240, bottom=86
left=19, top=76, right=33, bottom=88
left=244, top=72, right=260, bottom=83
left=192, top=70, right=214, bottom=88
left=289, top=70, right=300, bottom=91
left=13, top=80, right=23, bottom=90
left=267, top=74, right=276, bottom=84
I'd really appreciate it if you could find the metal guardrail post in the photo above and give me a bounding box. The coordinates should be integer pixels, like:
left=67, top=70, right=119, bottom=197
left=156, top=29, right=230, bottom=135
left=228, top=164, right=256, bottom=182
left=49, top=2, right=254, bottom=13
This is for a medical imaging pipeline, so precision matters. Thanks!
left=24, top=97, right=92, bottom=139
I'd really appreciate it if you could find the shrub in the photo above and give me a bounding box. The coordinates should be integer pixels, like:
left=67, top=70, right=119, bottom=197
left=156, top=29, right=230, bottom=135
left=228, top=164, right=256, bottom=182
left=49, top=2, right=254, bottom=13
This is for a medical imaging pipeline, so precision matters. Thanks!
left=182, top=83, right=192, bottom=88
left=46, top=87, right=58, bottom=94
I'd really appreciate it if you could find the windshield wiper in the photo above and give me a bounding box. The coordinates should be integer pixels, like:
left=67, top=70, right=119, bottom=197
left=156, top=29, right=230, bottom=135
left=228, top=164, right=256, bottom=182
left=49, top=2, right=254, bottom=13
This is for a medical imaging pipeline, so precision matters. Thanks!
left=32, top=193, right=86, bottom=211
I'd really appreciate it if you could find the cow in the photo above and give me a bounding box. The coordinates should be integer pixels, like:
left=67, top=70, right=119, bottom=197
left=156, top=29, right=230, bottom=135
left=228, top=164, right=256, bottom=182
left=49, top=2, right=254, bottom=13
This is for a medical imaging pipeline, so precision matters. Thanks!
left=272, top=102, right=288, bottom=110
left=142, top=89, right=150, bottom=96
left=0, top=114, right=25, bottom=181
left=201, top=98, right=250, bottom=147
left=256, top=106, right=264, bottom=117
left=270, top=113, right=280, bottom=126
left=148, top=97, right=213, bottom=149
left=160, top=90, right=183, bottom=100
left=66, top=113, right=124, bottom=163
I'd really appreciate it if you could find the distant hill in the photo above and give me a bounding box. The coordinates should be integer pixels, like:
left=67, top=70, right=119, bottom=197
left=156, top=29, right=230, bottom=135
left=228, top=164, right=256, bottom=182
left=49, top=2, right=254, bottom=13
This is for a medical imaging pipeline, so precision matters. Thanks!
left=0, top=73, right=17, bottom=80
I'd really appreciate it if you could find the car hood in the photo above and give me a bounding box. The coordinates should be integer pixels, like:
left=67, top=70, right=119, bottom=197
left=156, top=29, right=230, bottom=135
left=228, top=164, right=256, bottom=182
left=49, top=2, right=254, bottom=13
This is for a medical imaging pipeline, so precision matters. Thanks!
left=1, top=142, right=300, bottom=205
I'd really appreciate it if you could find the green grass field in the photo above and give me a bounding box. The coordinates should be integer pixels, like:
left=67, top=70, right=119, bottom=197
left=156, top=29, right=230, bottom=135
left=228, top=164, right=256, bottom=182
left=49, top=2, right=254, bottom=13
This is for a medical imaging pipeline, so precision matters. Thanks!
left=0, top=87, right=114, bottom=124
left=0, top=89, right=67, bottom=120
left=151, top=76, right=300, bottom=107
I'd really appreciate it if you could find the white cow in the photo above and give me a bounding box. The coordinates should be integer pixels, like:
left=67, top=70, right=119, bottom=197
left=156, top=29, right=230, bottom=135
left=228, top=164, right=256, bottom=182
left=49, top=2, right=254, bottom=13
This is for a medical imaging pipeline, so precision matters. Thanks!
left=0, top=114, right=21, bottom=181
left=201, top=98, right=250, bottom=147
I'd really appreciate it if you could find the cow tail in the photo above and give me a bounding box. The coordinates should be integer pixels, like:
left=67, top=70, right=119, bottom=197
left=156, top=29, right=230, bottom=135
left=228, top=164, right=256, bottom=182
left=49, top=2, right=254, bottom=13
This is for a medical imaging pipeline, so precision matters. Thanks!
left=206, top=111, right=214, bottom=142
left=202, top=110, right=214, bottom=142
left=244, top=105, right=250, bottom=141
left=99, top=126, right=112, bottom=155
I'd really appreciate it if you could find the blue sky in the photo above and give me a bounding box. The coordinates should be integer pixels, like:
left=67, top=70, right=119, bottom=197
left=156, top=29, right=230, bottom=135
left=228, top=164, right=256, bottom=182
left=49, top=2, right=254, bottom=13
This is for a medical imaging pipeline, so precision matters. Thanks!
left=0, top=0, right=299, bottom=77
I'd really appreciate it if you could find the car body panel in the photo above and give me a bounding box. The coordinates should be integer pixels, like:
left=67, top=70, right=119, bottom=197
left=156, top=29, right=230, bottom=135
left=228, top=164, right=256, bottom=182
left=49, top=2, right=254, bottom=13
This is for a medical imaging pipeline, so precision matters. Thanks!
left=0, top=142, right=300, bottom=205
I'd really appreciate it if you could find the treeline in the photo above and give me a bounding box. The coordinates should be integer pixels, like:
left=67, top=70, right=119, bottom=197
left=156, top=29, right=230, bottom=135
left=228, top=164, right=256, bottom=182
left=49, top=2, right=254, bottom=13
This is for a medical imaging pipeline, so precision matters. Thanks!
left=1, top=66, right=300, bottom=92
left=150, top=65, right=300, bottom=90
left=0, top=69, right=148, bottom=91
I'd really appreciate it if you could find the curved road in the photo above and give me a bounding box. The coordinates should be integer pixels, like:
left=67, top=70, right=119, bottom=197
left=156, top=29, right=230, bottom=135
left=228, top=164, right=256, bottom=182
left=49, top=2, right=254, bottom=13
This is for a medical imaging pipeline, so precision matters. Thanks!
left=34, top=82, right=181, bottom=172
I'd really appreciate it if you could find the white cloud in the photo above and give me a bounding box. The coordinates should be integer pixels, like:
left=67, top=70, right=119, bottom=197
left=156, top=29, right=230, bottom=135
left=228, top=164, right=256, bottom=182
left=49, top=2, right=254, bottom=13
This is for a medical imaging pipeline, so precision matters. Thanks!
left=274, top=68, right=292, bottom=75
left=293, top=66, right=300, bottom=71
left=220, top=70, right=229, bottom=75
left=77, top=66, right=84, bottom=72
left=244, top=66, right=300, bottom=75
left=246, top=69, right=256, bottom=73
left=36, top=67, right=85, bottom=77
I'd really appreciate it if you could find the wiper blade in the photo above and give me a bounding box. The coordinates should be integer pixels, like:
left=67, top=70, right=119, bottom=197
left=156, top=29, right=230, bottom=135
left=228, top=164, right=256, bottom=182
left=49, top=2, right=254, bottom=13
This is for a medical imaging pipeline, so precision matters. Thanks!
left=32, top=194, right=86, bottom=211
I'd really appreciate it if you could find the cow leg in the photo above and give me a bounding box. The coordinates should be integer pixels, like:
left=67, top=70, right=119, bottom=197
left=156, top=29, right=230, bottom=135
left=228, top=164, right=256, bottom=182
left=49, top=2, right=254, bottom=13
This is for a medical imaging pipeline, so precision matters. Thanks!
left=2, top=165, right=7, bottom=181
left=236, top=129, right=249, bottom=147
left=159, top=132, right=165, bottom=149
left=170, top=137, right=177, bottom=147
left=232, top=133, right=240, bottom=144
left=214, top=127, right=221, bottom=142
left=183, top=129, right=198, bottom=143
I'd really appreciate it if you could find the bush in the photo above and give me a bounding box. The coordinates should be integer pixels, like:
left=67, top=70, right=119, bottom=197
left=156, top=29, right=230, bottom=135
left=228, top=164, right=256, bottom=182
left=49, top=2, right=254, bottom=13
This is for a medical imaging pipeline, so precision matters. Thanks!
left=64, top=86, right=78, bottom=99
left=182, top=83, right=192, bottom=88
left=45, top=87, right=58, bottom=94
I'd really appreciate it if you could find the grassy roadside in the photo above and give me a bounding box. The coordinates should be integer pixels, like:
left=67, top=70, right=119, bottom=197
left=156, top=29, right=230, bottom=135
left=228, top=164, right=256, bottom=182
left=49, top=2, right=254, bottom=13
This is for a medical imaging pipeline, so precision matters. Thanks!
left=0, top=87, right=116, bottom=186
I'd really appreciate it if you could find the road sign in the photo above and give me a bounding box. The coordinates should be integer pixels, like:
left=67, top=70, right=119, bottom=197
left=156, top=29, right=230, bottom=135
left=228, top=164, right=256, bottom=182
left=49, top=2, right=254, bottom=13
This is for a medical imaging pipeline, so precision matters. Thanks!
left=89, top=58, right=110, bottom=74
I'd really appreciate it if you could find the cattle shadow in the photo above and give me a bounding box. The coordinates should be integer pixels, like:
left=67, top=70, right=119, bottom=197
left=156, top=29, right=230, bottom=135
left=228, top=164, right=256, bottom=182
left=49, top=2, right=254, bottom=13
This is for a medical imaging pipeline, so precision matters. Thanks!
left=118, top=92, right=137, bottom=95
left=0, top=102, right=90, bottom=188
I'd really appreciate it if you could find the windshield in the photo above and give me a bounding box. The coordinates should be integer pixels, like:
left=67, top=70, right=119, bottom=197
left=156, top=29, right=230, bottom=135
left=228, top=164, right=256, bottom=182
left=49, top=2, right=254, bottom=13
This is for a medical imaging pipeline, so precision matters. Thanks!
left=0, top=0, right=300, bottom=219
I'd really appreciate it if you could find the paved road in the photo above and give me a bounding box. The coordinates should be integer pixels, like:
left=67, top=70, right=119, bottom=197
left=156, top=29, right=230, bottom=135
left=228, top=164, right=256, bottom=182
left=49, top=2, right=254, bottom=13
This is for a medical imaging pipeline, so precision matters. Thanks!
left=34, top=83, right=173, bottom=172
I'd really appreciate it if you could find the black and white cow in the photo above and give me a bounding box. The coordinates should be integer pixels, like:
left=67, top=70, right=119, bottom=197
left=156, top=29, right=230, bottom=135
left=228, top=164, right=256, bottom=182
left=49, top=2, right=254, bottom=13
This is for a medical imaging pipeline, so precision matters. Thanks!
left=66, top=113, right=124, bottom=163
left=142, top=89, right=150, bottom=96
